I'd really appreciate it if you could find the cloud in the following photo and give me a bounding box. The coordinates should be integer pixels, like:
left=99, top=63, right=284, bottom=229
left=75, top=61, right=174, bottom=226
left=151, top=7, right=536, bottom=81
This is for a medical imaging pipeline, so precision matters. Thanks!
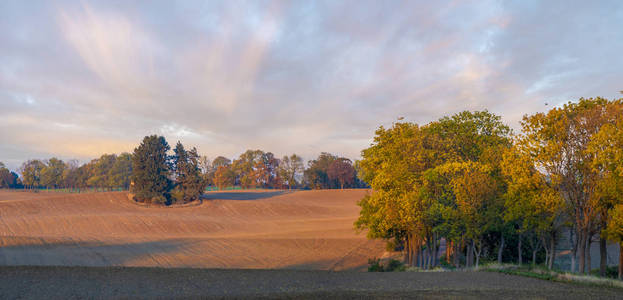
left=1, top=0, right=622, bottom=170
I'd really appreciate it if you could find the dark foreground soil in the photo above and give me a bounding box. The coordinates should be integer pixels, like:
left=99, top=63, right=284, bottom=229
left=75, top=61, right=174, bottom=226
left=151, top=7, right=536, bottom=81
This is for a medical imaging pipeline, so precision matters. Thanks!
left=1, top=266, right=621, bottom=299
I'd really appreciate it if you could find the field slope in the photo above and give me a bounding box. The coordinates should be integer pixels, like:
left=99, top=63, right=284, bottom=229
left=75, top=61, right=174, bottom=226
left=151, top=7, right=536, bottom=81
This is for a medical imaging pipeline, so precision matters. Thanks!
left=0, top=189, right=384, bottom=270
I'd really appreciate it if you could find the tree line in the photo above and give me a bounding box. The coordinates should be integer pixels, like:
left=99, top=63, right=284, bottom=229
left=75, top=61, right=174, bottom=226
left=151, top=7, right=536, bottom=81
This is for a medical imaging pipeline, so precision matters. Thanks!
left=1, top=139, right=365, bottom=194
left=356, top=97, right=623, bottom=279
left=13, top=154, right=132, bottom=191
left=205, top=151, right=365, bottom=190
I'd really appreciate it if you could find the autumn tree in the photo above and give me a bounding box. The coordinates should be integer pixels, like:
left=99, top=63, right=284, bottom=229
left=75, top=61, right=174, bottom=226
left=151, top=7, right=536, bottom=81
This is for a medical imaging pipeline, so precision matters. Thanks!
left=588, top=110, right=623, bottom=277
left=605, top=205, right=623, bottom=280
left=213, top=165, right=235, bottom=190
left=0, top=162, right=20, bottom=188
left=213, top=156, right=232, bottom=168
left=254, top=152, right=281, bottom=188
left=327, top=157, right=355, bottom=189
left=426, top=111, right=511, bottom=267
left=304, top=153, right=338, bottom=189
left=232, top=150, right=264, bottom=188
left=278, top=154, right=304, bottom=189
left=40, top=158, right=66, bottom=188
left=501, top=146, right=566, bottom=269
left=518, top=98, right=622, bottom=273
left=356, top=122, right=431, bottom=267
left=109, top=153, right=132, bottom=189
left=86, top=154, right=117, bottom=189
left=198, top=156, right=214, bottom=186
left=61, top=159, right=82, bottom=190
left=20, top=159, right=45, bottom=189
left=131, top=135, right=172, bottom=204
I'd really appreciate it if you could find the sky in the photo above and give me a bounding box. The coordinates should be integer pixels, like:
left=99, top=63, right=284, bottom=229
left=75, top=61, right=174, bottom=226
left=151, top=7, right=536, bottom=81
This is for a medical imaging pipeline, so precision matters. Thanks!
left=1, top=0, right=622, bottom=170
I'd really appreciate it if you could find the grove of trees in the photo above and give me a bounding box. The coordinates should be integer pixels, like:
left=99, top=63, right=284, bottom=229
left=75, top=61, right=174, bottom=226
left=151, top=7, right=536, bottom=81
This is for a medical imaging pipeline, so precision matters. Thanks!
left=13, top=154, right=133, bottom=191
left=198, top=150, right=363, bottom=190
left=356, top=98, right=623, bottom=279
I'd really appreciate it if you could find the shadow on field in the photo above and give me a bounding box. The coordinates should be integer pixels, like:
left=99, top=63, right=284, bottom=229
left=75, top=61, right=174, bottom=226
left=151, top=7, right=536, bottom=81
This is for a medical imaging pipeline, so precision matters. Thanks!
left=202, top=190, right=293, bottom=201
left=0, top=237, right=189, bottom=267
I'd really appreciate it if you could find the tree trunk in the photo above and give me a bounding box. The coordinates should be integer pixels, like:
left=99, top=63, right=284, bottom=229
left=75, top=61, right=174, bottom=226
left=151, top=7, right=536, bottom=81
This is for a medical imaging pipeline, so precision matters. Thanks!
left=518, top=238, right=522, bottom=266
left=412, top=237, right=417, bottom=267
left=545, top=249, right=549, bottom=268
left=543, top=237, right=550, bottom=268
left=433, top=234, right=438, bottom=268
left=466, top=242, right=472, bottom=268
left=532, top=250, right=537, bottom=266
left=427, top=238, right=432, bottom=269
left=618, top=243, right=622, bottom=280
left=417, top=241, right=424, bottom=268
left=423, top=242, right=428, bottom=269
left=409, top=240, right=414, bottom=267
left=435, top=235, right=441, bottom=268
left=600, top=236, right=607, bottom=277
left=430, top=236, right=435, bottom=268
left=427, top=245, right=432, bottom=269
left=474, top=240, right=480, bottom=268
left=586, top=234, right=592, bottom=274
left=446, top=240, right=452, bottom=266
left=497, top=235, right=505, bottom=264
left=467, top=242, right=470, bottom=268
left=570, top=227, right=577, bottom=273
left=578, top=230, right=586, bottom=274
left=407, top=236, right=412, bottom=266
left=454, top=242, right=460, bottom=268
left=548, top=235, right=556, bottom=270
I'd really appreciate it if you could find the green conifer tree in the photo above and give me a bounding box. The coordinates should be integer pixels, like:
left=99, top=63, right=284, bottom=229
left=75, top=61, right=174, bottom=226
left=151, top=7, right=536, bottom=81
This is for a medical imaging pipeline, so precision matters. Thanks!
left=131, top=135, right=172, bottom=204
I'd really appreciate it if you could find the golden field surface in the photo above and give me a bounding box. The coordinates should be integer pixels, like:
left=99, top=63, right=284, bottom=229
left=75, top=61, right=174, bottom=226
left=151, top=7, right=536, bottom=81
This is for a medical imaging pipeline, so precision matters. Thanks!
left=0, top=189, right=385, bottom=270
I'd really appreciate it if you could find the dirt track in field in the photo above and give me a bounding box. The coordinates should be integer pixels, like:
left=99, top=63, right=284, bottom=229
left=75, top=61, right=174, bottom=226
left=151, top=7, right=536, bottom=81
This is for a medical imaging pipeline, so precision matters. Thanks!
left=1, top=266, right=620, bottom=299
left=0, top=189, right=385, bottom=270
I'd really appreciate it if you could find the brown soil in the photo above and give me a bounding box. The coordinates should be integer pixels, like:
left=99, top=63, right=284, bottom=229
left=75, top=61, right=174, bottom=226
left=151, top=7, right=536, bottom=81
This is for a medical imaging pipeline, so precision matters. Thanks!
left=1, top=266, right=620, bottom=299
left=0, top=189, right=385, bottom=270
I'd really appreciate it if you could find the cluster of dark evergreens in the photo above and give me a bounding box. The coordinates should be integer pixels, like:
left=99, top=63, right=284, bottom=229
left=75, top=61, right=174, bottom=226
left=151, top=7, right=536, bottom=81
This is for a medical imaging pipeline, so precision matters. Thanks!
left=130, top=135, right=206, bottom=205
